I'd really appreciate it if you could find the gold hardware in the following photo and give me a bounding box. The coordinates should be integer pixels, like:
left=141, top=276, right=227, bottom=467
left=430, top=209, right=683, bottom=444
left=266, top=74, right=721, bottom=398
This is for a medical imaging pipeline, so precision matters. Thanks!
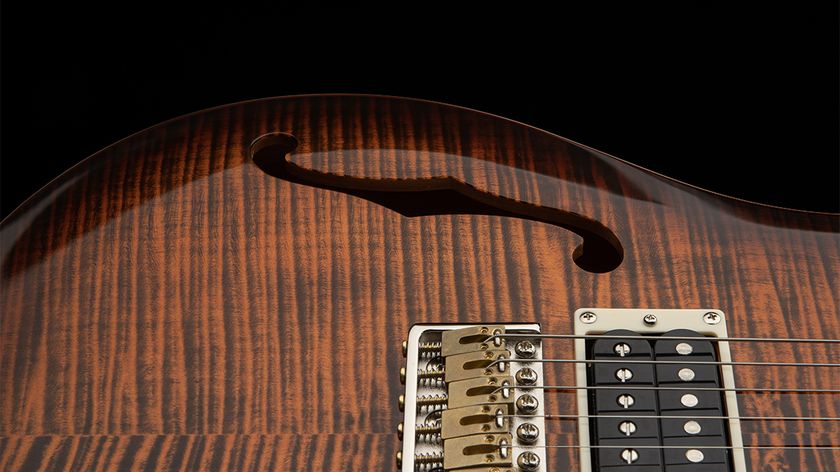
left=401, top=324, right=544, bottom=471
left=446, top=376, right=514, bottom=409
left=442, top=404, right=510, bottom=439
left=443, top=433, right=513, bottom=470
left=441, top=325, right=506, bottom=356
left=445, top=349, right=509, bottom=383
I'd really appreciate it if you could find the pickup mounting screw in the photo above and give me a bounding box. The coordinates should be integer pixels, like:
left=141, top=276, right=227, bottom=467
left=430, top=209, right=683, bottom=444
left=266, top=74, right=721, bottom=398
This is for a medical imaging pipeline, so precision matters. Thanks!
left=515, top=340, right=537, bottom=358
left=517, top=451, right=541, bottom=470
left=643, top=313, right=657, bottom=326
left=580, top=312, right=597, bottom=324
left=703, top=312, right=721, bottom=325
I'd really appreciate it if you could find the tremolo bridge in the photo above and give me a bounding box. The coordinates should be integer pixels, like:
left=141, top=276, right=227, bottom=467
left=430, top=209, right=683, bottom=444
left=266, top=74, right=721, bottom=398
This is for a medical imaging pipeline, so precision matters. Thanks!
left=398, top=310, right=745, bottom=471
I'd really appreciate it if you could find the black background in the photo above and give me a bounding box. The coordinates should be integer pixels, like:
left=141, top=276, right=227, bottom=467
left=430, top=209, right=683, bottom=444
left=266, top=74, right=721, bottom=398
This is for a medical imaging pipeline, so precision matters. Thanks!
left=2, top=3, right=838, bottom=219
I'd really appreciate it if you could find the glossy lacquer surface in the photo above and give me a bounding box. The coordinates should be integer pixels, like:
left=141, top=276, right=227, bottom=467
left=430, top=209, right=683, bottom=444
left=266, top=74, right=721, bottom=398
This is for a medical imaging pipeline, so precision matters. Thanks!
left=1, top=95, right=837, bottom=470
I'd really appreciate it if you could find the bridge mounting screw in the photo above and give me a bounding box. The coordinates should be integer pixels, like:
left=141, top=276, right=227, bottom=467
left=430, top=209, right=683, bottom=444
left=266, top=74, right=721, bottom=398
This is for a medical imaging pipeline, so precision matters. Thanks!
left=516, top=394, right=539, bottom=414
left=703, top=312, right=721, bottom=325
left=395, top=451, right=402, bottom=468
left=515, top=367, right=538, bottom=386
left=580, top=311, right=597, bottom=324
left=642, top=313, right=657, bottom=326
left=516, top=423, right=540, bottom=443
left=517, top=451, right=541, bottom=471
left=515, top=340, right=537, bottom=358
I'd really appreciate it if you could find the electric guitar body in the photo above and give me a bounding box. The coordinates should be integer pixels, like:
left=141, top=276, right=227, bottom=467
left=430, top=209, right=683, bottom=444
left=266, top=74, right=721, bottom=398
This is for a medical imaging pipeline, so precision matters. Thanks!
left=1, top=95, right=837, bottom=471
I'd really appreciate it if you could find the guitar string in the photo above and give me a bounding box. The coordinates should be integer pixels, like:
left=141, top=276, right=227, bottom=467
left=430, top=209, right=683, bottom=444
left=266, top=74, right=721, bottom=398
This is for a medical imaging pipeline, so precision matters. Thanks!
left=487, top=333, right=840, bottom=344
left=489, top=385, right=840, bottom=394
left=530, top=445, right=840, bottom=450
left=501, top=413, right=840, bottom=421
left=488, top=358, right=840, bottom=367
left=424, top=335, right=840, bottom=440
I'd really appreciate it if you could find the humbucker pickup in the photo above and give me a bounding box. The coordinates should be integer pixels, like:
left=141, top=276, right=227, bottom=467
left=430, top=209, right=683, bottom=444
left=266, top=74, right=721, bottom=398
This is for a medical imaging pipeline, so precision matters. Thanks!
left=398, top=310, right=746, bottom=471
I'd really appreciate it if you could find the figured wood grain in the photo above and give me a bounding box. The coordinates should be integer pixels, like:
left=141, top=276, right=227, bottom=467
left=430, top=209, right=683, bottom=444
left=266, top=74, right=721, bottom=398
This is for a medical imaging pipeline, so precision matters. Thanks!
left=1, top=95, right=838, bottom=470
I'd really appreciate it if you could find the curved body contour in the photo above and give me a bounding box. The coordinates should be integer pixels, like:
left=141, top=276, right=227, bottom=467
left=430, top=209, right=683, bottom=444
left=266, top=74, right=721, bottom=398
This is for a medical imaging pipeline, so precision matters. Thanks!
left=1, top=95, right=837, bottom=470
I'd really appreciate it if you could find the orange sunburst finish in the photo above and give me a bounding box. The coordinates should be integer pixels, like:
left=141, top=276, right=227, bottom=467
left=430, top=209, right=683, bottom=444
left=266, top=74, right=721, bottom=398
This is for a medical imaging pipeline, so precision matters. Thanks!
left=1, top=95, right=837, bottom=470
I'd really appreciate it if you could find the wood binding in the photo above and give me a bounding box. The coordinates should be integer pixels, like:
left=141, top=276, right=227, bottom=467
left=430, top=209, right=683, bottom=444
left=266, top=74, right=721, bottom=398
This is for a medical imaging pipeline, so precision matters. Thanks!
left=1, top=95, right=837, bottom=470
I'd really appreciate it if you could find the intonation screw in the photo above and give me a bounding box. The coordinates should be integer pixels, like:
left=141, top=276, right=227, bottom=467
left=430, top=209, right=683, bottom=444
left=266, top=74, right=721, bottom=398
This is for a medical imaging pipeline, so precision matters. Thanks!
left=413, top=452, right=444, bottom=468
left=621, top=449, right=639, bottom=464
left=516, top=394, right=539, bottom=414
left=580, top=311, right=597, bottom=324
left=614, top=343, right=631, bottom=357
left=417, top=367, right=445, bottom=384
left=618, top=421, right=637, bottom=436
left=517, top=451, right=541, bottom=471
left=643, top=313, right=657, bottom=326
left=415, top=423, right=442, bottom=442
left=415, top=394, right=448, bottom=411
left=515, top=340, right=537, bottom=358
left=418, top=341, right=443, bottom=356
left=516, top=423, right=540, bottom=443
left=703, top=312, right=721, bottom=325
left=515, top=367, right=538, bottom=386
